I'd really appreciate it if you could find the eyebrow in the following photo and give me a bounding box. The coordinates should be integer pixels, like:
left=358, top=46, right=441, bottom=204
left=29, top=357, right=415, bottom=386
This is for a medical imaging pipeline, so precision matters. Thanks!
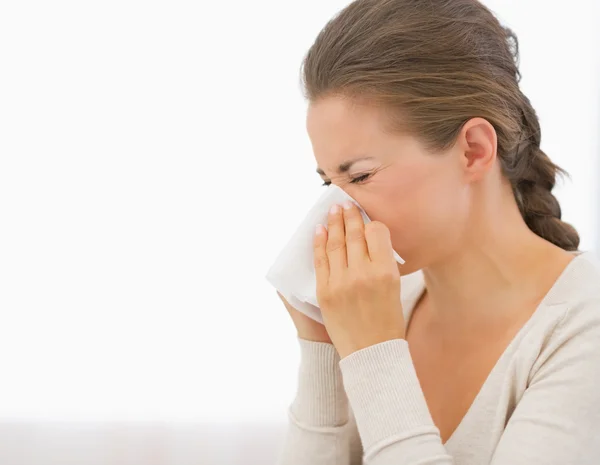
left=316, top=156, right=375, bottom=176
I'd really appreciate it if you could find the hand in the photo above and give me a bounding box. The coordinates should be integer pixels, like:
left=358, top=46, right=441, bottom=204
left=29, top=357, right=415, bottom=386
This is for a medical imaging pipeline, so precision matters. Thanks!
left=313, top=201, right=405, bottom=359
left=277, top=291, right=332, bottom=344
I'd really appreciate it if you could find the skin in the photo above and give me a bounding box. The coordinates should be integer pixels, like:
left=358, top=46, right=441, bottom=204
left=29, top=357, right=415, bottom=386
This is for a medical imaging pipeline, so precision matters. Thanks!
left=312, top=201, right=405, bottom=358
left=282, top=93, right=573, bottom=356
left=279, top=95, right=576, bottom=441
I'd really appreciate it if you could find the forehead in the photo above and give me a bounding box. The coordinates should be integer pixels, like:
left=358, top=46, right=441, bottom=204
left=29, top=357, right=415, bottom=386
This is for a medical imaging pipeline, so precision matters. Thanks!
left=307, top=97, right=408, bottom=178
left=306, top=97, right=387, bottom=159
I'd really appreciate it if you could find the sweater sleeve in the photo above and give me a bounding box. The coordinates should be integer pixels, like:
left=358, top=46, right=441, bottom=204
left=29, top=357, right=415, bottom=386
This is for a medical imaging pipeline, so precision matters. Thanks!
left=339, top=339, right=453, bottom=464
left=277, top=338, right=363, bottom=465
left=338, top=301, right=600, bottom=464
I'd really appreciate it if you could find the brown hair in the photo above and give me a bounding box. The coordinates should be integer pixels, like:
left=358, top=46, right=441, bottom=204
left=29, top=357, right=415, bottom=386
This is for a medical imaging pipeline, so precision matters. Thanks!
left=301, top=0, right=579, bottom=250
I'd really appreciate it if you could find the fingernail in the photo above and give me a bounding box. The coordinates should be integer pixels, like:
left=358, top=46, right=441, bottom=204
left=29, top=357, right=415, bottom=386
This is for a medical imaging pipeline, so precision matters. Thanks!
left=315, top=224, right=325, bottom=235
left=329, top=204, right=340, bottom=215
left=342, top=200, right=353, bottom=210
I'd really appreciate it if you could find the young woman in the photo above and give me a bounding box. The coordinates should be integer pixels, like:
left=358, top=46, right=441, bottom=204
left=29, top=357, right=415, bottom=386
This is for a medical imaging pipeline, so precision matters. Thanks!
left=277, top=0, right=600, bottom=464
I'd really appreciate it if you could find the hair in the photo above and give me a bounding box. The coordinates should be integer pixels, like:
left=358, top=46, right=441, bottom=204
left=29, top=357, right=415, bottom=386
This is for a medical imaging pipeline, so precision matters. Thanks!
left=301, top=0, right=579, bottom=251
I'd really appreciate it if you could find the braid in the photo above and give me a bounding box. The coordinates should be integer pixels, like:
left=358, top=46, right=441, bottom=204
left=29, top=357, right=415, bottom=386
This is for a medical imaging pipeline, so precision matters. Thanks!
left=508, top=95, right=579, bottom=251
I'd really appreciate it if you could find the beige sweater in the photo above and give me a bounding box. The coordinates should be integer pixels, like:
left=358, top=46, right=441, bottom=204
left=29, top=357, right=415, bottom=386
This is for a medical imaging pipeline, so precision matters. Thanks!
left=278, top=251, right=600, bottom=465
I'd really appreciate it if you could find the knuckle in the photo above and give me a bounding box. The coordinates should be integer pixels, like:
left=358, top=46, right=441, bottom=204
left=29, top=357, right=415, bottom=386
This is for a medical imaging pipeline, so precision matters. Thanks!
left=346, top=227, right=365, bottom=242
left=326, top=239, right=346, bottom=253
left=350, top=274, right=371, bottom=290
left=375, top=269, right=400, bottom=284
left=317, top=290, right=334, bottom=306
left=328, top=280, right=347, bottom=297
left=314, top=255, right=328, bottom=269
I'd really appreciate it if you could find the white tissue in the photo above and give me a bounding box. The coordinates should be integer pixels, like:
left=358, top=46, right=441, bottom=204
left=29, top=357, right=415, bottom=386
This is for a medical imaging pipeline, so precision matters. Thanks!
left=265, top=184, right=405, bottom=323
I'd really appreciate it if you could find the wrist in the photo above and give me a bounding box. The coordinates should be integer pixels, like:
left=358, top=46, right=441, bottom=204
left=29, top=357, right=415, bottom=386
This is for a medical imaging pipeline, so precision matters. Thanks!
left=296, top=325, right=332, bottom=344
left=338, top=332, right=405, bottom=359
left=298, top=333, right=333, bottom=344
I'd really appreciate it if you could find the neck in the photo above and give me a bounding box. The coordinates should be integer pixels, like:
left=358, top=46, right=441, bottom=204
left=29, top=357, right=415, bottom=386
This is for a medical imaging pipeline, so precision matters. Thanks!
left=421, top=200, right=573, bottom=326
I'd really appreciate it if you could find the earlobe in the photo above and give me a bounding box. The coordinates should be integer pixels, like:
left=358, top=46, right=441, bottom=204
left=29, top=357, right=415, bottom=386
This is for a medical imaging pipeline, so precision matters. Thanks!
left=460, top=117, right=497, bottom=180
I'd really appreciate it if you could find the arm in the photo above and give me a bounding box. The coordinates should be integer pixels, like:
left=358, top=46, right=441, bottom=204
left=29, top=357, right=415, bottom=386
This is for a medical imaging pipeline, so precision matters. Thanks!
left=338, top=304, right=600, bottom=464
left=277, top=338, right=363, bottom=465
left=340, top=339, right=452, bottom=464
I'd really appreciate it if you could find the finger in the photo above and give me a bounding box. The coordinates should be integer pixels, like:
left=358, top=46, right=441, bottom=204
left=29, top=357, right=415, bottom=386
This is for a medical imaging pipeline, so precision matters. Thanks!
left=365, top=221, right=396, bottom=266
left=342, top=200, right=370, bottom=266
left=326, top=204, right=347, bottom=276
left=313, top=223, right=330, bottom=287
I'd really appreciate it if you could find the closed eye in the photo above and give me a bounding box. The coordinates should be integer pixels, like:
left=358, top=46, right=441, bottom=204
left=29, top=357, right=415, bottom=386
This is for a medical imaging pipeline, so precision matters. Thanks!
left=321, top=172, right=372, bottom=187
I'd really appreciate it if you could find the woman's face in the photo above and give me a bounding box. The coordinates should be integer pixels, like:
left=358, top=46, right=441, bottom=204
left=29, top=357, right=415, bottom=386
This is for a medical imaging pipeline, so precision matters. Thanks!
left=306, top=96, right=473, bottom=274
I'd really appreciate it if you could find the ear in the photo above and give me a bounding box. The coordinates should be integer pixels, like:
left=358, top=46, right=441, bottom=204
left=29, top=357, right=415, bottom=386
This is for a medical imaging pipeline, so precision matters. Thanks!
left=456, top=117, right=497, bottom=182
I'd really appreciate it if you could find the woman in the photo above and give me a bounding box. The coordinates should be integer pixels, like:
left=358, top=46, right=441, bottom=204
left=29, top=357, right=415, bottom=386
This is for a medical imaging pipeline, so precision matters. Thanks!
left=276, top=0, right=600, bottom=464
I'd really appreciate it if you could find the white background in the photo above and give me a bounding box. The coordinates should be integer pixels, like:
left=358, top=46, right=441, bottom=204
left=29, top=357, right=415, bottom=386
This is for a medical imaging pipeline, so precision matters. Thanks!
left=0, top=0, right=598, bottom=462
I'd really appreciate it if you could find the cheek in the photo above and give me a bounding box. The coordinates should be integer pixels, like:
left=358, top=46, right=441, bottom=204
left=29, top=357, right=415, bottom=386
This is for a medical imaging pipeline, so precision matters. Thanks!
left=361, top=161, right=468, bottom=251
left=353, top=168, right=427, bottom=233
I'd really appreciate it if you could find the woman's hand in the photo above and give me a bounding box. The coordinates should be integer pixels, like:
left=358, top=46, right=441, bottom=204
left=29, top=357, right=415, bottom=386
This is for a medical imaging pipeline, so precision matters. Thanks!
left=313, top=201, right=405, bottom=359
left=277, top=291, right=332, bottom=344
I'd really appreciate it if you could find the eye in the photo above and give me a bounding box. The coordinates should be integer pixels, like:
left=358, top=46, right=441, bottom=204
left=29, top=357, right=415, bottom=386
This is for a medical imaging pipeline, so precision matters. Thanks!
left=350, top=173, right=372, bottom=184
left=321, top=173, right=372, bottom=187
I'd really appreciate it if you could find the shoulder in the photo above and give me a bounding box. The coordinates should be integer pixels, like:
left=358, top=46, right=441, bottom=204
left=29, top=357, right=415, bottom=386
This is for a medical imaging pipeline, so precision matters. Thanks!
left=492, top=253, right=600, bottom=464
left=529, top=251, right=600, bottom=380
left=553, top=251, right=600, bottom=330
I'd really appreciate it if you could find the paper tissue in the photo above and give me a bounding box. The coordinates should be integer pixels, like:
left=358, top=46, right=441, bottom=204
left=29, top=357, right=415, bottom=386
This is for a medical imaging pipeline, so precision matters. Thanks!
left=265, top=184, right=405, bottom=323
